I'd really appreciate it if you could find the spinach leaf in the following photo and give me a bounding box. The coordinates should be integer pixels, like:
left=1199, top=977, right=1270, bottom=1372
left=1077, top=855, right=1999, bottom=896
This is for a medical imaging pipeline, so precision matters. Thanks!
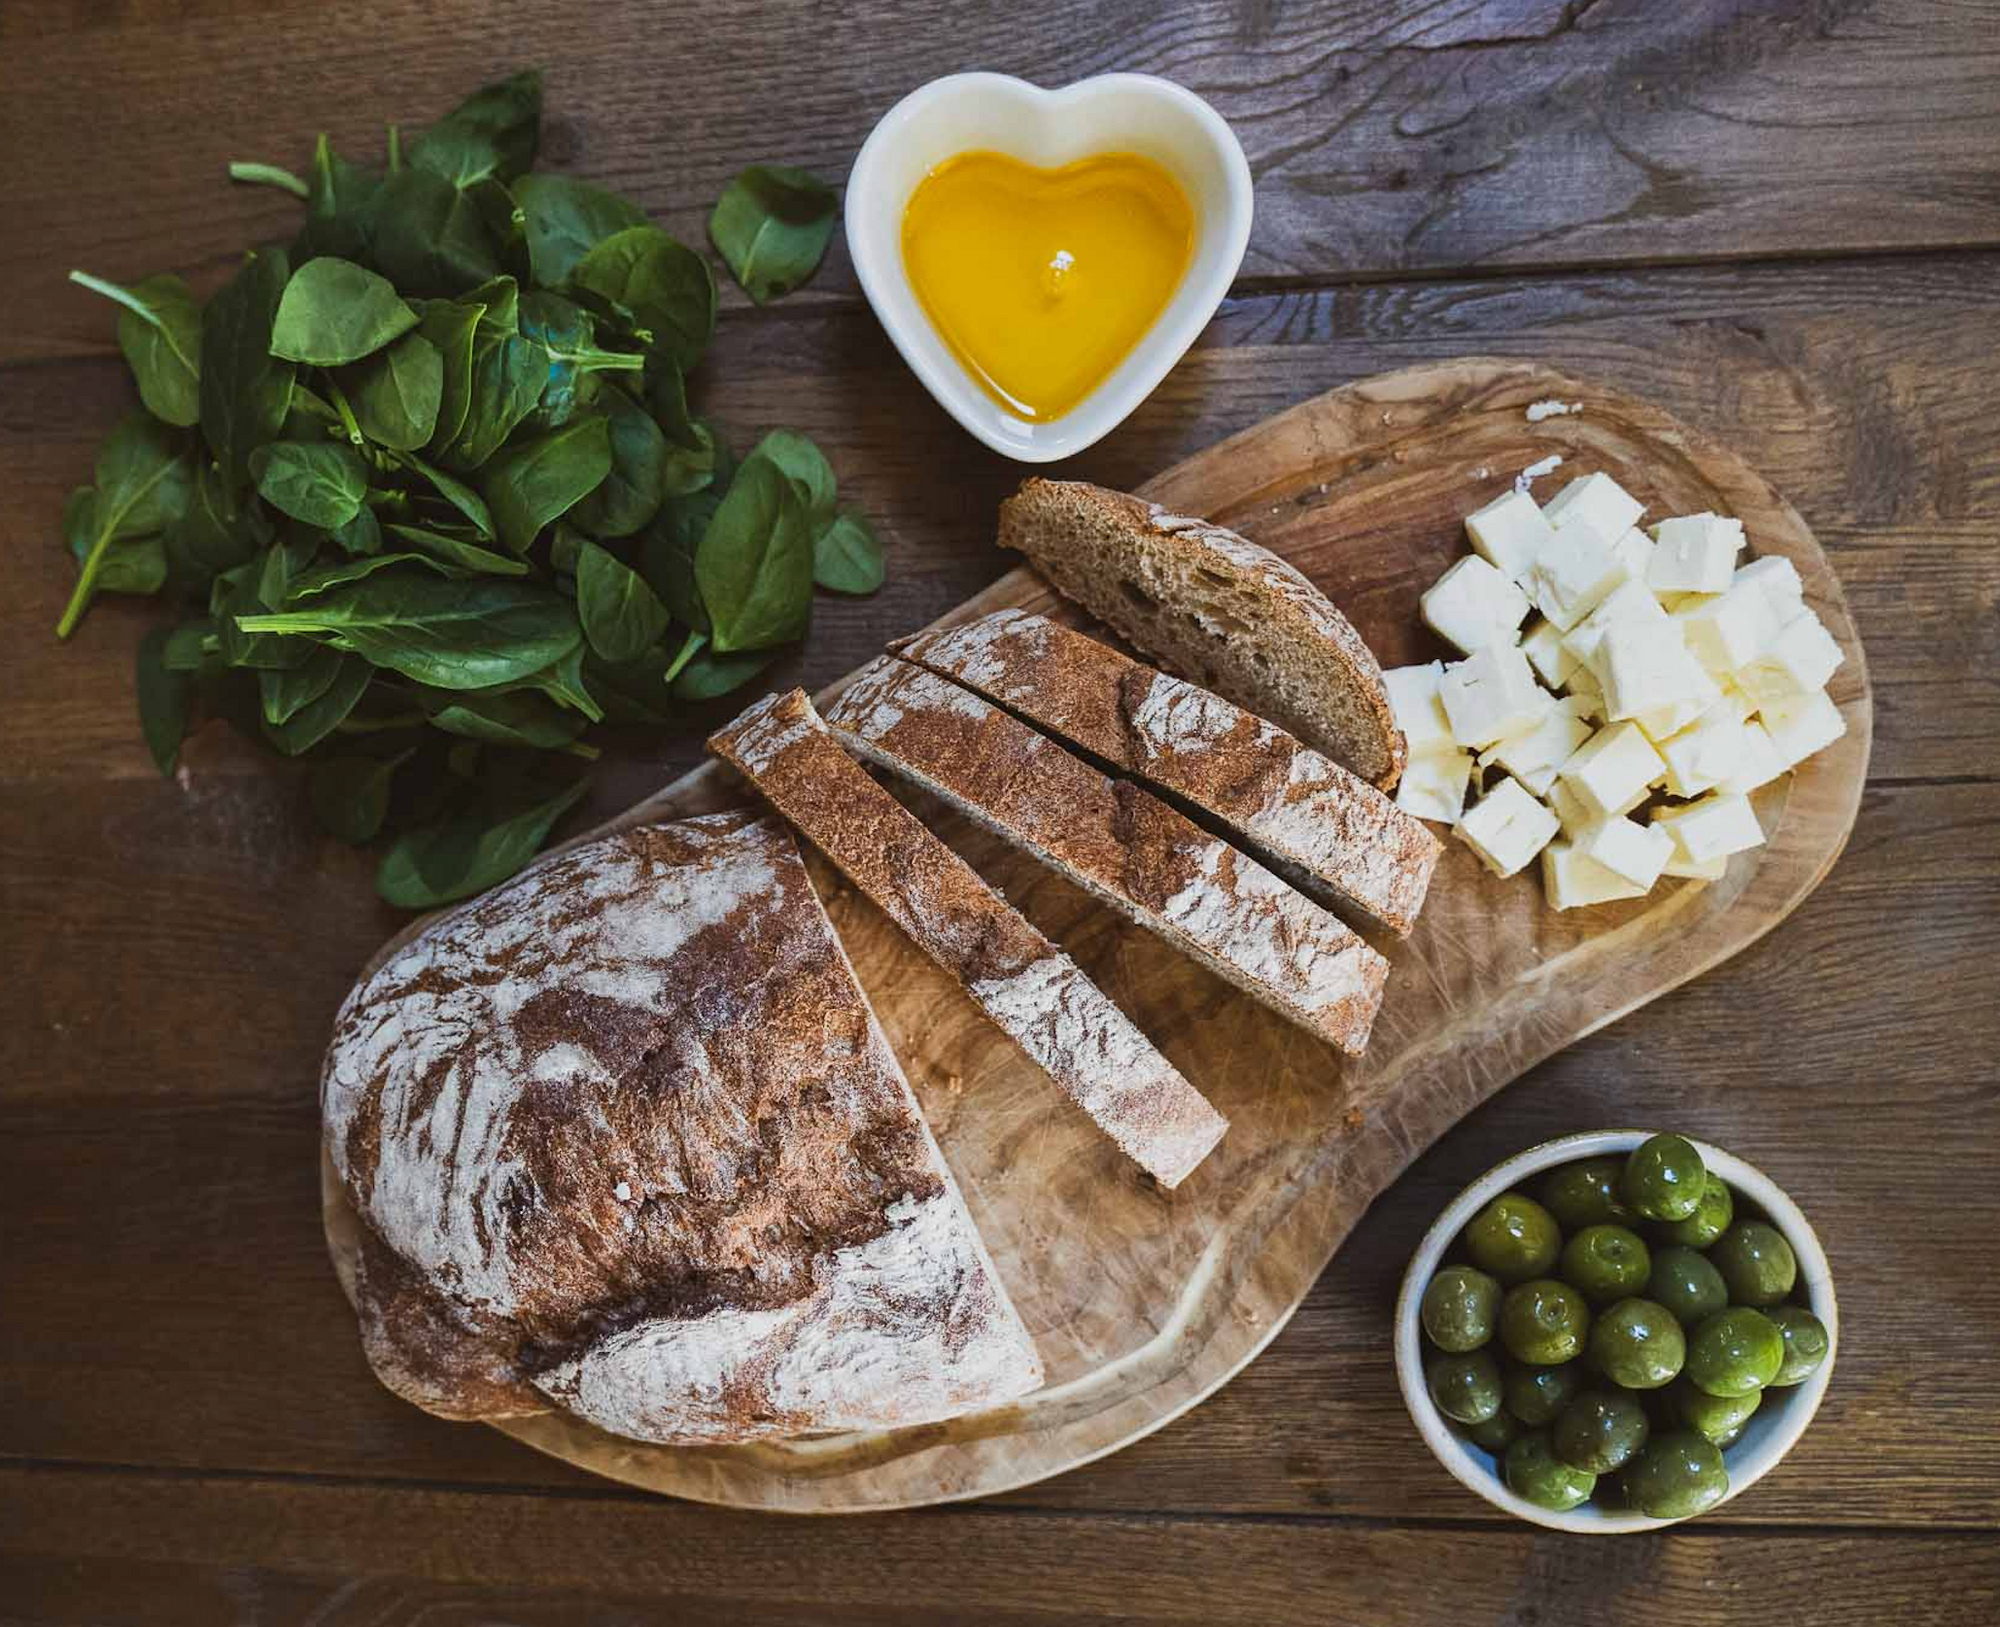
left=671, top=644, right=778, bottom=701
left=585, top=644, right=678, bottom=723
left=482, top=642, right=605, bottom=720
left=571, top=386, right=666, bottom=537
left=64, top=487, right=165, bottom=598
left=549, top=522, right=587, bottom=575
left=435, top=283, right=548, bottom=470
left=695, top=456, right=812, bottom=653
left=568, top=225, right=715, bottom=372
left=390, top=449, right=496, bottom=536
left=376, top=773, right=590, bottom=907
left=411, top=69, right=541, bottom=185
left=415, top=298, right=485, bottom=454
left=252, top=439, right=369, bottom=528
left=383, top=523, right=528, bottom=577
left=813, top=510, right=886, bottom=594
left=216, top=537, right=319, bottom=671
left=341, top=330, right=441, bottom=449
left=235, top=572, right=582, bottom=690
left=575, top=537, right=670, bottom=662
left=167, top=457, right=257, bottom=576
left=478, top=416, right=612, bottom=553
left=161, top=618, right=220, bottom=672
left=513, top=173, right=647, bottom=286
left=642, top=495, right=716, bottom=632
left=369, top=167, right=504, bottom=297
left=136, top=624, right=192, bottom=775
left=421, top=686, right=585, bottom=748
left=333, top=504, right=383, bottom=556
left=271, top=257, right=419, bottom=365
left=262, top=654, right=373, bottom=755
left=70, top=270, right=203, bottom=427
left=286, top=551, right=452, bottom=599
left=297, top=134, right=380, bottom=262
left=747, top=427, right=836, bottom=527
left=260, top=641, right=347, bottom=724
left=646, top=360, right=717, bottom=496
left=517, top=290, right=644, bottom=427
left=199, top=246, right=294, bottom=490
left=709, top=165, right=838, bottom=304
left=310, top=747, right=415, bottom=842
left=56, top=415, right=192, bottom=635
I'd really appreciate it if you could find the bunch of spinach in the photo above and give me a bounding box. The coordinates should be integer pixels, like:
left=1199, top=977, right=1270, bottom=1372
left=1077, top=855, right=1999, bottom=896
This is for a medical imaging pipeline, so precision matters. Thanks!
left=57, top=69, right=872, bottom=908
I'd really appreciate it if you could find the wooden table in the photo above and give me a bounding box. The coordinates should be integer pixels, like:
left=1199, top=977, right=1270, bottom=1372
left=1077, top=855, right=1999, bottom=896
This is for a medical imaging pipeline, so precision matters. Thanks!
left=4, top=2, right=1997, bottom=1621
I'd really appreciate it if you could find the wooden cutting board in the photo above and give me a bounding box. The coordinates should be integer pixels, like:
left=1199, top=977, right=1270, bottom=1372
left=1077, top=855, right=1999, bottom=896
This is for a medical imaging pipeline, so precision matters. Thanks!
left=322, top=357, right=1871, bottom=1512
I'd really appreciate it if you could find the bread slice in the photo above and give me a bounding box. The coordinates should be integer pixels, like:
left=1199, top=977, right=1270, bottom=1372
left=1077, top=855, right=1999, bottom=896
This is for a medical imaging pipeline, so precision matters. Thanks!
left=895, top=609, right=1442, bottom=936
left=321, top=811, right=1043, bottom=1442
left=710, top=689, right=1228, bottom=1188
left=823, top=657, right=1389, bottom=1056
left=997, top=478, right=1407, bottom=789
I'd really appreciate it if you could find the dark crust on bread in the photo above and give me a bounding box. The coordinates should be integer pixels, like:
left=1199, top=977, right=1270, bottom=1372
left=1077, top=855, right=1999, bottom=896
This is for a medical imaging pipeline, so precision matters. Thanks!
left=709, top=689, right=1227, bottom=1188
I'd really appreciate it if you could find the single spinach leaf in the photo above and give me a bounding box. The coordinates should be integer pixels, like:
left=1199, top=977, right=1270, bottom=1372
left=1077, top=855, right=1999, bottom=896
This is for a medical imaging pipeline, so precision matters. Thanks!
left=341, top=331, right=442, bottom=449
left=747, top=427, right=836, bottom=527
left=252, top=440, right=369, bottom=528
left=575, top=537, right=670, bottom=662
left=411, top=69, right=541, bottom=185
left=813, top=510, right=886, bottom=594
left=260, top=641, right=347, bottom=724
left=167, top=457, right=257, bottom=576
left=297, top=134, right=380, bottom=262
left=478, top=416, right=612, bottom=554
left=695, top=456, right=812, bottom=653
left=309, top=747, right=415, bottom=842
left=235, top=572, right=583, bottom=690
left=421, top=686, right=586, bottom=748
left=70, top=270, right=202, bottom=426
left=549, top=522, right=587, bottom=574
left=585, top=645, right=677, bottom=723
left=271, top=257, right=419, bottom=365
left=390, top=449, right=496, bottom=536
left=376, top=773, right=590, bottom=907
left=567, top=225, right=715, bottom=372
left=642, top=495, right=716, bottom=632
left=479, top=642, right=606, bottom=721
left=369, top=167, right=505, bottom=296
left=571, top=386, right=667, bottom=537
left=63, top=487, right=165, bottom=598
left=136, top=624, right=192, bottom=775
left=415, top=298, right=485, bottom=455
left=332, top=504, right=383, bottom=556
left=56, top=416, right=192, bottom=635
left=517, top=291, right=645, bottom=429
left=709, top=164, right=838, bottom=304
left=671, top=644, right=778, bottom=701
left=286, top=551, right=450, bottom=599
left=199, top=246, right=295, bottom=490
left=645, top=360, right=717, bottom=496
left=262, top=654, right=373, bottom=755
left=437, top=283, right=548, bottom=470
left=383, top=523, right=529, bottom=577
left=513, top=173, right=648, bottom=286
left=161, top=618, right=220, bottom=672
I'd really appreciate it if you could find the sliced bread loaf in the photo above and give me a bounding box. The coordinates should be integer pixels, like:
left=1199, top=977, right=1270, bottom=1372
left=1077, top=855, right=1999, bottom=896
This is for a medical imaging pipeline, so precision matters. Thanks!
left=709, top=689, right=1228, bottom=1188
left=823, top=657, right=1389, bottom=1056
left=895, top=608, right=1442, bottom=936
left=997, top=478, right=1407, bottom=790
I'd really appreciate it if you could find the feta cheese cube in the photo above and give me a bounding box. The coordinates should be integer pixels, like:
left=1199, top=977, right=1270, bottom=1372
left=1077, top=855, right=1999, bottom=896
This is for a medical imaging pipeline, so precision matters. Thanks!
left=1576, top=815, right=1675, bottom=890
left=1531, top=515, right=1632, bottom=630
left=1601, top=621, right=1709, bottom=723
left=1655, top=696, right=1753, bottom=797
left=1760, top=687, right=1847, bottom=768
left=1663, top=850, right=1730, bottom=881
left=1478, top=698, right=1594, bottom=797
left=1465, top=489, right=1556, bottom=582
left=1719, top=721, right=1787, bottom=795
left=1647, top=513, right=1745, bottom=595
left=1563, top=661, right=1606, bottom=721
left=1383, top=662, right=1455, bottom=757
left=1422, top=555, right=1532, bottom=655
left=1439, top=644, right=1551, bottom=748
left=1560, top=721, right=1666, bottom=818
left=1547, top=778, right=1597, bottom=836
left=1543, top=841, right=1649, bottom=910
left=1651, top=793, right=1765, bottom=864
left=1541, top=472, right=1645, bottom=543
left=1736, top=609, right=1844, bottom=705
left=1454, top=775, right=1561, bottom=879
left=1565, top=580, right=1670, bottom=681
left=1521, top=617, right=1579, bottom=689
left=1734, top=554, right=1805, bottom=621
left=1675, top=580, right=1779, bottom=676
left=1614, top=527, right=1655, bottom=583
left=1633, top=665, right=1723, bottom=743
left=1395, top=750, right=1475, bottom=824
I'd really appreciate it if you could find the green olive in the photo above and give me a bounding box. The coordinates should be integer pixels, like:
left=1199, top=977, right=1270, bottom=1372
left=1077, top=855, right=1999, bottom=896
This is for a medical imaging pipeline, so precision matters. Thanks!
left=1621, top=1430, right=1729, bottom=1518
left=1648, top=1246, right=1730, bottom=1326
left=1500, top=1279, right=1592, bottom=1366
left=1463, top=1409, right=1522, bottom=1453
left=1559, top=1224, right=1652, bottom=1306
left=1669, top=1376, right=1761, bottom=1445
left=1427, top=1351, right=1504, bottom=1424
left=1462, top=1193, right=1563, bottom=1285
left=1764, top=1304, right=1831, bottom=1386
left=1687, top=1307, right=1785, bottom=1397
left=1504, top=1430, right=1597, bottom=1512
left=1552, top=1389, right=1651, bottom=1475
left=1539, top=1157, right=1641, bottom=1231
left=1620, top=1134, right=1708, bottom=1222
left=1422, top=1265, right=1503, bottom=1353
left=1709, top=1221, right=1799, bottom=1307
left=1651, top=1175, right=1734, bottom=1248
left=1587, top=1298, right=1686, bottom=1390
left=1504, top=1360, right=1583, bottom=1426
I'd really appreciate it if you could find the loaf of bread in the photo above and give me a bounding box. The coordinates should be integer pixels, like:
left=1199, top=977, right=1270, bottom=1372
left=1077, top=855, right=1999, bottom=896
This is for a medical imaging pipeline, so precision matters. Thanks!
left=895, top=608, right=1441, bottom=936
left=710, top=689, right=1228, bottom=1187
left=321, top=811, right=1043, bottom=1443
left=823, top=656, right=1389, bottom=1056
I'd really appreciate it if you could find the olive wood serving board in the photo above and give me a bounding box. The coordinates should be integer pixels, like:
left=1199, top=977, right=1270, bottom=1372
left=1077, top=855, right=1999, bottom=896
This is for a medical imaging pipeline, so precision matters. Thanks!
left=322, top=358, right=1871, bottom=1512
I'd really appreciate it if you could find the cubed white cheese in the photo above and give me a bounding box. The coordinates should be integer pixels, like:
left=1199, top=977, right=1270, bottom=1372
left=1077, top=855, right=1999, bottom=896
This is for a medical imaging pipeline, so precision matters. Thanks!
left=1422, top=555, right=1532, bottom=655
left=1647, top=513, right=1745, bottom=595
left=1736, top=609, right=1844, bottom=705
left=1576, top=815, right=1676, bottom=890
left=1543, top=841, right=1649, bottom=910
left=1655, top=694, right=1753, bottom=797
left=1560, top=721, right=1666, bottom=818
left=1614, top=527, right=1655, bottom=583
left=1734, top=554, right=1805, bottom=622
left=1531, top=515, right=1632, bottom=630
left=1760, top=687, right=1847, bottom=768
left=1675, top=580, right=1779, bottom=676
left=1383, top=662, right=1455, bottom=757
left=1565, top=580, right=1670, bottom=682
left=1547, top=778, right=1597, bottom=836
left=1541, top=471, right=1645, bottom=543
left=1439, top=643, right=1551, bottom=748
left=1521, top=616, right=1579, bottom=689
left=1454, top=775, right=1561, bottom=879
left=1394, top=750, right=1475, bottom=824
left=1465, top=489, right=1556, bottom=582
left=1633, top=665, right=1723, bottom=743
left=1478, top=698, right=1594, bottom=797
left=1663, top=850, right=1730, bottom=881
left=1563, top=661, right=1606, bottom=721
left=1719, top=721, right=1786, bottom=795
left=1601, top=621, right=1709, bottom=722
left=1651, top=793, right=1765, bottom=864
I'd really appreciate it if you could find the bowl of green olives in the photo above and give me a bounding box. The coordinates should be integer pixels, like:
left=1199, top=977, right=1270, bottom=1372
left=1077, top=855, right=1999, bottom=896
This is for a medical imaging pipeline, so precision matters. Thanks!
left=1394, top=1130, right=1836, bottom=1532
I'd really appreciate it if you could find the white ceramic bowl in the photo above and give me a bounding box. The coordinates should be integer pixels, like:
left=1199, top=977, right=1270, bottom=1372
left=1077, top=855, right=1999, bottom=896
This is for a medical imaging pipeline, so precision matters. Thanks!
left=1394, top=1130, right=1837, bottom=1533
left=845, top=72, right=1253, bottom=463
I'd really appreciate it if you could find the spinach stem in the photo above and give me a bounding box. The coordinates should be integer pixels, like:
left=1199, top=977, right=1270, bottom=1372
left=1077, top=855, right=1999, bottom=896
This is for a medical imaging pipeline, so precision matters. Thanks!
left=227, top=161, right=309, bottom=199
left=324, top=380, right=367, bottom=447
left=661, top=627, right=707, bottom=684
left=68, top=271, right=159, bottom=329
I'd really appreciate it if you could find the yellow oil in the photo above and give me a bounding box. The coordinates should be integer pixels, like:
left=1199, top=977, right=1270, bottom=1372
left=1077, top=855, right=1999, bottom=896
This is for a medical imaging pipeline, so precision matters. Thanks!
left=901, top=149, right=1196, bottom=424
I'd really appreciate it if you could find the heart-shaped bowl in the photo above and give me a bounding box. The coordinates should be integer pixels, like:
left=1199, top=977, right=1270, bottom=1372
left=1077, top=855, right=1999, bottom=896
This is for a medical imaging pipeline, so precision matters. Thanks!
left=845, top=72, right=1252, bottom=463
